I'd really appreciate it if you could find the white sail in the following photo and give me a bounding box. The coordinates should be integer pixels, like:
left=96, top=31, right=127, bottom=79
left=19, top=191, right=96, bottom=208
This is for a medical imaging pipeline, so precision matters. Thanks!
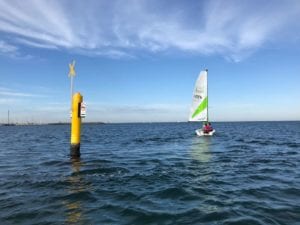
left=189, top=70, right=208, bottom=122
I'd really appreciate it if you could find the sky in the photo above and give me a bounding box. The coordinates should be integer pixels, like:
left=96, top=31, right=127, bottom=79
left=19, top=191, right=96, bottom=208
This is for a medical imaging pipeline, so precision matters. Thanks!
left=0, top=0, right=300, bottom=123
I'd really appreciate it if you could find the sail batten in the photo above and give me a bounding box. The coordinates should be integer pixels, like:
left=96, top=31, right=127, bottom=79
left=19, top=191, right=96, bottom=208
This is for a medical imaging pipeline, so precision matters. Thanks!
left=189, top=70, right=208, bottom=122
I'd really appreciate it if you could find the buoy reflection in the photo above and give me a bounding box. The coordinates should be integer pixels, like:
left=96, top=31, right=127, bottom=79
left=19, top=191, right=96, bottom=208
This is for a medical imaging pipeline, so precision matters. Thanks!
left=64, top=158, right=85, bottom=224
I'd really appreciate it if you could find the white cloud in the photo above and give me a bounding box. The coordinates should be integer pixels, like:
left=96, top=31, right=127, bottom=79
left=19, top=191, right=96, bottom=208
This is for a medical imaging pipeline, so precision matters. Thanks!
left=15, top=38, right=58, bottom=49
left=0, top=91, right=38, bottom=97
left=0, top=86, right=48, bottom=102
left=0, top=40, right=19, bottom=57
left=0, top=98, right=17, bottom=104
left=0, top=0, right=299, bottom=60
left=0, top=87, right=45, bottom=97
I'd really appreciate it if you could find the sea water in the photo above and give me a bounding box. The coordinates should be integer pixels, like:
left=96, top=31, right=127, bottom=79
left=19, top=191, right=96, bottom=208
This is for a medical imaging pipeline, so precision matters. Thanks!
left=0, top=122, right=299, bottom=224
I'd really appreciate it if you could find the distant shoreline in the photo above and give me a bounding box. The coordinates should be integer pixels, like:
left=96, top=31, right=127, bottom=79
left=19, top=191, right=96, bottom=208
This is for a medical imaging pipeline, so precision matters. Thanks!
left=0, top=122, right=106, bottom=126
left=48, top=122, right=106, bottom=125
left=0, top=120, right=299, bottom=126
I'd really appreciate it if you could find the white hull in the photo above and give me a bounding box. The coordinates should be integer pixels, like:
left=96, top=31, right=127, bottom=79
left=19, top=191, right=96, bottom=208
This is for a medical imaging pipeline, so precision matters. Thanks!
left=195, top=129, right=215, bottom=136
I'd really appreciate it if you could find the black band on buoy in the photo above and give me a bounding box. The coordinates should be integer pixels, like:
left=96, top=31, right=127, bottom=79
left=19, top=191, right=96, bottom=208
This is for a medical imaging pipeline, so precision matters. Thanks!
left=70, top=144, right=81, bottom=157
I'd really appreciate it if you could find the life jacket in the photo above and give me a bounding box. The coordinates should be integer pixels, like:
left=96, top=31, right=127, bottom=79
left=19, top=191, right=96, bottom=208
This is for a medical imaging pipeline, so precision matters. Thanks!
left=203, top=125, right=213, bottom=133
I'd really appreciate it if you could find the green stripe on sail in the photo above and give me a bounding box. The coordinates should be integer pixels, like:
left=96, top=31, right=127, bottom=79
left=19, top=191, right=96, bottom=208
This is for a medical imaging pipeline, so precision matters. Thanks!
left=192, top=97, right=208, bottom=119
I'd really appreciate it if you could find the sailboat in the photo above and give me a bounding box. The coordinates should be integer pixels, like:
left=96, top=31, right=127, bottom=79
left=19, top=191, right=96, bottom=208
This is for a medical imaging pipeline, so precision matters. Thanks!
left=189, top=69, right=215, bottom=136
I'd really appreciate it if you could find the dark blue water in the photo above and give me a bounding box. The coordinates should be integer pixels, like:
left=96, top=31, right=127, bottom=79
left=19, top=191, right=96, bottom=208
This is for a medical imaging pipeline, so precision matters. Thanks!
left=0, top=122, right=299, bottom=225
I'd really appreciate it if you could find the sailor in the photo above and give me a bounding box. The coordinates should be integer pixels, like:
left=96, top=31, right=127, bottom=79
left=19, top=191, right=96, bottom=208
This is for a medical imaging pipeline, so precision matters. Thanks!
left=202, top=123, right=206, bottom=131
left=203, top=122, right=213, bottom=133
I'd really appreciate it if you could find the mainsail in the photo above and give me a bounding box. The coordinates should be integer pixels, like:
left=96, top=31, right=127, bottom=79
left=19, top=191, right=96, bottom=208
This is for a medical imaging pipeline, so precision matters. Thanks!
left=189, top=70, right=208, bottom=122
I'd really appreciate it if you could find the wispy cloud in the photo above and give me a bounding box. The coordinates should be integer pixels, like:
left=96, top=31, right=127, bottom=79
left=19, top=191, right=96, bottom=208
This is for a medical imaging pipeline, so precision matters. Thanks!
left=0, top=91, right=38, bottom=97
left=0, top=87, right=47, bottom=98
left=0, top=40, right=18, bottom=53
left=0, top=0, right=299, bottom=60
left=0, top=98, right=18, bottom=104
left=0, top=40, right=33, bottom=59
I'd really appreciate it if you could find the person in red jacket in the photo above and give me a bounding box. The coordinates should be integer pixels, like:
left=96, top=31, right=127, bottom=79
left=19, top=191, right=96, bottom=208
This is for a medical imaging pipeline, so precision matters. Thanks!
left=203, top=122, right=213, bottom=133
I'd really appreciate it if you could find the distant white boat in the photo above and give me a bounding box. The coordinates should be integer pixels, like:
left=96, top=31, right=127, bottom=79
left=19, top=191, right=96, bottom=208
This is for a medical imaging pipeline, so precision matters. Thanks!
left=189, top=70, right=215, bottom=136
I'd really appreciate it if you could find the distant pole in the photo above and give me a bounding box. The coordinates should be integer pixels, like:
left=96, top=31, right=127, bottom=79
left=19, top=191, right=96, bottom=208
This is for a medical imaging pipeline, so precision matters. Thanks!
left=7, top=110, right=9, bottom=125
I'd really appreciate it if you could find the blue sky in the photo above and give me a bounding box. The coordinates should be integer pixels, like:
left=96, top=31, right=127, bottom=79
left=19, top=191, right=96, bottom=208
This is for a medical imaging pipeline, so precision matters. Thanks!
left=0, top=0, right=300, bottom=123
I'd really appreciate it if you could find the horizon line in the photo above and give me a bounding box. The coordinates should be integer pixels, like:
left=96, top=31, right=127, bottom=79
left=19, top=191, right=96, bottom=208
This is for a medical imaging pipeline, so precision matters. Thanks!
left=1, top=120, right=299, bottom=126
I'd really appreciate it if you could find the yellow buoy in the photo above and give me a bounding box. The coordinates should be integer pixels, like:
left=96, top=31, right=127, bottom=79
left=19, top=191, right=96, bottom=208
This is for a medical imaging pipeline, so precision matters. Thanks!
left=70, top=92, right=83, bottom=157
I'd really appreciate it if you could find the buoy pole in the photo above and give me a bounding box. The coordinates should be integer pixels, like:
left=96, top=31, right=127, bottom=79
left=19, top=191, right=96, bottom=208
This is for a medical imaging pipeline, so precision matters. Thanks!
left=70, top=92, right=83, bottom=157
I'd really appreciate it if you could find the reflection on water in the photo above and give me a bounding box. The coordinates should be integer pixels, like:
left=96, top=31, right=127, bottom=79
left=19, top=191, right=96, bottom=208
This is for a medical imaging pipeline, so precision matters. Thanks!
left=190, top=136, right=212, bottom=163
left=64, top=158, right=85, bottom=225
left=189, top=136, right=220, bottom=215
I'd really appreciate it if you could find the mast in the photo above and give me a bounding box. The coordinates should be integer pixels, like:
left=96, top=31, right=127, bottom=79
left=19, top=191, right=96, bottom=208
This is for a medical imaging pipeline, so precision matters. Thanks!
left=206, top=69, right=208, bottom=122
left=7, top=110, right=9, bottom=125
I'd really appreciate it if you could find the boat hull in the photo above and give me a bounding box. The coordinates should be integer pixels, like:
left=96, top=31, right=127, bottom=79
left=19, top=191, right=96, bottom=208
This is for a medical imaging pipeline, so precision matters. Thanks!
left=195, top=129, right=215, bottom=136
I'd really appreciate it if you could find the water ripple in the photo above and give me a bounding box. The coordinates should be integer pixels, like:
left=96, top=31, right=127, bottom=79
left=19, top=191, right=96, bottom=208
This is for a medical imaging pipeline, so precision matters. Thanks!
left=0, top=122, right=299, bottom=224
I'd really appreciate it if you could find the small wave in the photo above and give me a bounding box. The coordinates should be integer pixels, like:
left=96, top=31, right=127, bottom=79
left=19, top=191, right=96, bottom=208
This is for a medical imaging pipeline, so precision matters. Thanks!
left=55, top=190, right=97, bottom=203
left=248, top=174, right=272, bottom=181
left=132, top=136, right=182, bottom=145
left=40, top=160, right=68, bottom=167
left=235, top=138, right=245, bottom=142
left=192, top=187, right=214, bottom=196
left=201, top=210, right=232, bottom=223
left=286, top=151, right=298, bottom=155
left=152, top=187, right=192, bottom=200
left=286, top=143, right=300, bottom=148
left=249, top=158, right=272, bottom=164
left=223, top=216, right=265, bottom=225
left=242, top=139, right=300, bottom=149
left=246, top=140, right=274, bottom=146
left=113, top=191, right=142, bottom=202
left=118, top=207, right=202, bottom=224
left=281, top=187, right=300, bottom=196
left=256, top=168, right=277, bottom=173
left=83, top=159, right=113, bottom=164
left=78, top=166, right=129, bottom=176
left=3, top=210, right=40, bottom=224
left=227, top=145, right=252, bottom=151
